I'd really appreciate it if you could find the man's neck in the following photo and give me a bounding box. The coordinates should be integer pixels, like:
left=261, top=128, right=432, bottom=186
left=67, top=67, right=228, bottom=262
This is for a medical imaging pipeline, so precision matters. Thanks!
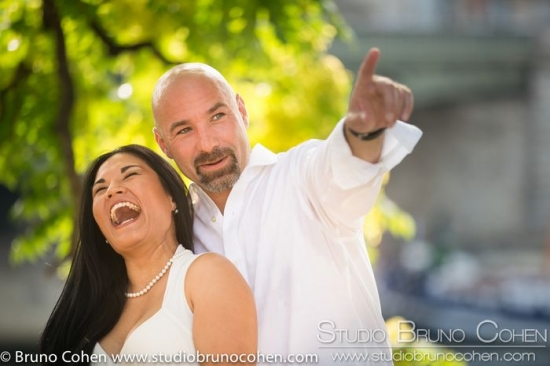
left=205, top=190, right=230, bottom=214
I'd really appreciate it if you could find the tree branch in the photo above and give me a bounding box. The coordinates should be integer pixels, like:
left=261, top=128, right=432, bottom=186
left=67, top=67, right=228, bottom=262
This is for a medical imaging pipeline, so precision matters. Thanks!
left=0, top=62, right=30, bottom=94
left=0, top=63, right=31, bottom=140
left=89, top=20, right=180, bottom=65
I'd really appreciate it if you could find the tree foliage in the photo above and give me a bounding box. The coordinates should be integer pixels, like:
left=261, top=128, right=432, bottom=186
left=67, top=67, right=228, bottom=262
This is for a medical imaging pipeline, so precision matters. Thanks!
left=0, top=0, right=414, bottom=265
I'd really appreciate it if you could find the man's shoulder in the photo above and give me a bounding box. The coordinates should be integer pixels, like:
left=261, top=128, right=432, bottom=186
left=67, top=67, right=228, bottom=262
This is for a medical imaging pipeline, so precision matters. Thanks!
left=265, top=139, right=325, bottom=162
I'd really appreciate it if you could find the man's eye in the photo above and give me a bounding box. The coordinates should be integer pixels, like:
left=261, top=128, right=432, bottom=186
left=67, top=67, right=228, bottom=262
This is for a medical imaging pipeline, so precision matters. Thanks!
left=177, top=127, right=192, bottom=135
left=212, top=113, right=225, bottom=121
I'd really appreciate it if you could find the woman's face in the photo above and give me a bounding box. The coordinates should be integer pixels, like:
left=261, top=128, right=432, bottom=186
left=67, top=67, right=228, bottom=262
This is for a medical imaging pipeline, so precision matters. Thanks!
left=91, top=153, right=177, bottom=254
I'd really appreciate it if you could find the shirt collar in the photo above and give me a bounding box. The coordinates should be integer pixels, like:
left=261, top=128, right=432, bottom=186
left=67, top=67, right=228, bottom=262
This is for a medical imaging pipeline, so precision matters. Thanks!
left=247, top=143, right=278, bottom=168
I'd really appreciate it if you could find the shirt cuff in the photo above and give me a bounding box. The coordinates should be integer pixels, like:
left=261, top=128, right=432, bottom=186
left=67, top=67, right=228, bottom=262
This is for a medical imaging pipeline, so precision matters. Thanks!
left=328, top=119, right=423, bottom=190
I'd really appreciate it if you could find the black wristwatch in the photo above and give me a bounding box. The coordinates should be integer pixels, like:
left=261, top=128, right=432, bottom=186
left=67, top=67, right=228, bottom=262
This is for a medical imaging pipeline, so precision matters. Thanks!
left=347, top=126, right=386, bottom=141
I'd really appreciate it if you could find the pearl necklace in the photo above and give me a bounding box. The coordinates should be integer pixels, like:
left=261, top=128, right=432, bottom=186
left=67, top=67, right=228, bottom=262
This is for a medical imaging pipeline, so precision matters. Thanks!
left=125, top=247, right=185, bottom=298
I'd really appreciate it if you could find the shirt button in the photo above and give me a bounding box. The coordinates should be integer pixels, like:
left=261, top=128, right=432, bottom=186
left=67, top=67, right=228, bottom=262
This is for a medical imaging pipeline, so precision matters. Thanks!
left=211, top=216, right=217, bottom=223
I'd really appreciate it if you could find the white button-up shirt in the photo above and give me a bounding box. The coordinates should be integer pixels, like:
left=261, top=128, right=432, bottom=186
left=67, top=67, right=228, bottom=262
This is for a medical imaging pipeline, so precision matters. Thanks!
left=190, top=120, right=422, bottom=365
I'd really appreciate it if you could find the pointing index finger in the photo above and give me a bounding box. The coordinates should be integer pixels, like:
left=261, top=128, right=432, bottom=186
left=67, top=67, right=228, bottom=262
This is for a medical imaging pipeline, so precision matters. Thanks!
left=358, top=47, right=381, bottom=82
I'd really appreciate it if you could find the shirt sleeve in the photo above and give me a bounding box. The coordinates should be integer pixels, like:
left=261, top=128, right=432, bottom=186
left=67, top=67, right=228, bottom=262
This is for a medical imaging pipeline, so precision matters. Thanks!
left=299, top=119, right=422, bottom=233
left=329, top=119, right=423, bottom=190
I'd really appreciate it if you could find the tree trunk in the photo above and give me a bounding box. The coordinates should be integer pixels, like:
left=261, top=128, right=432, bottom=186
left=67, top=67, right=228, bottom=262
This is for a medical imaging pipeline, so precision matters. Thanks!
left=43, top=0, right=82, bottom=257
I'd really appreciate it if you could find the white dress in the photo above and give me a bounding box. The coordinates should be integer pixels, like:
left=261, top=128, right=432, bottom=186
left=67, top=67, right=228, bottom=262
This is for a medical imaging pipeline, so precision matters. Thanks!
left=91, top=246, right=199, bottom=366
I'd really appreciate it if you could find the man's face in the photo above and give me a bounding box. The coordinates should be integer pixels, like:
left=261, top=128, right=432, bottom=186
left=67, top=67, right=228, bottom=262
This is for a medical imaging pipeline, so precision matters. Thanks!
left=153, top=74, right=250, bottom=194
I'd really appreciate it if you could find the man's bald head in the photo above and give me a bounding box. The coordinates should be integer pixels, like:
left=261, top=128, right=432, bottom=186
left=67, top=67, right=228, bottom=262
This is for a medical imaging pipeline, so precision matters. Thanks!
left=151, top=63, right=236, bottom=127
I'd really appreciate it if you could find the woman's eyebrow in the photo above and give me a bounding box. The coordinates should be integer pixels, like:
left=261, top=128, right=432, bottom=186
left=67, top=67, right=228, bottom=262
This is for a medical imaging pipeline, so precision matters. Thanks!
left=93, top=164, right=141, bottom=186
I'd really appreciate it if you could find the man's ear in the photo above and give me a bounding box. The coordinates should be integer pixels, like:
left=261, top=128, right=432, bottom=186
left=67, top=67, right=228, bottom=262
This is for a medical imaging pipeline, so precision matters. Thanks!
left=236, top=93, right=249, bottom=128
left=153, top=127, right=173, bottom=159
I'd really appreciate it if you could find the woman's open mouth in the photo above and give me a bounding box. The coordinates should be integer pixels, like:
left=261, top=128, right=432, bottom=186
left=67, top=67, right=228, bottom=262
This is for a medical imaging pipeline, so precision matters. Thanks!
left=110, top=201, right=141, bottom=227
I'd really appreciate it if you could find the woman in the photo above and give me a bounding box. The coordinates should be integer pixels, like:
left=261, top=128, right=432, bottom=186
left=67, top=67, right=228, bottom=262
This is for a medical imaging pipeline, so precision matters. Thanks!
left=41, top=145, right=257, bottom=365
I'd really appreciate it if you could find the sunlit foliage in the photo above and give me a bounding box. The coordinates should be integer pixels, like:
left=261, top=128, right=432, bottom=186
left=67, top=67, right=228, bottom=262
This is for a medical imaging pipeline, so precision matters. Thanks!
left=0, top=0, right=414, bottom=266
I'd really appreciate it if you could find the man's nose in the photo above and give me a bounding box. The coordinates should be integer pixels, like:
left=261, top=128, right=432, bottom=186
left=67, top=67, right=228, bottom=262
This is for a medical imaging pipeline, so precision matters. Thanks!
left=196, top=128, right=219, bottom=152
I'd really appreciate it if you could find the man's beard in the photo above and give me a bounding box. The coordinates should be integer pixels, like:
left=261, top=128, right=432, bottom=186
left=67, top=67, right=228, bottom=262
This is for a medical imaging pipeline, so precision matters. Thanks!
left=194, top=147, right=241, bottom=193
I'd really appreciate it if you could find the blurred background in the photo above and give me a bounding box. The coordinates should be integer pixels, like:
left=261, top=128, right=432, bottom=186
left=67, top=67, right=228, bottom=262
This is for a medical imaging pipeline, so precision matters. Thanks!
left=1, top=0, right=549, bottom=365
left=330, top=1, right=550, bottom=365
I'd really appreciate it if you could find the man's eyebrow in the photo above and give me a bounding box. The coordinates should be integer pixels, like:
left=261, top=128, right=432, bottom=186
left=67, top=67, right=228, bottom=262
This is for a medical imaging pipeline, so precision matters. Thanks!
left=208, top=102, right=226, bottom=114
left=169, top=120, right=189, bottom=134
left=168, top=102, right=228, bottom=134
left=93, top=164, right=140, bottom=186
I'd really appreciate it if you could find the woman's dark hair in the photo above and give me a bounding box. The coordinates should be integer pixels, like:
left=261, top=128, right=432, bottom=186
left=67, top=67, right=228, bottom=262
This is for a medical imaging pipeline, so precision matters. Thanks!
left=40, top=144, right=194, bottom=360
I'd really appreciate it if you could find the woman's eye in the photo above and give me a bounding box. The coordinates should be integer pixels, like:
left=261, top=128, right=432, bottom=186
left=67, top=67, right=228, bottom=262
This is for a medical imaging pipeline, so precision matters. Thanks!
left=93, top=187, right=106, bottom=196
left=125, top=172, right=138, bottom=179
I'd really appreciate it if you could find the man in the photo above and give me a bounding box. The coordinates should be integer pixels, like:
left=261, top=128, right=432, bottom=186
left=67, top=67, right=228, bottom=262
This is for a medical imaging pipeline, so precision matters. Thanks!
left=152, top=48, right=422, bottom=365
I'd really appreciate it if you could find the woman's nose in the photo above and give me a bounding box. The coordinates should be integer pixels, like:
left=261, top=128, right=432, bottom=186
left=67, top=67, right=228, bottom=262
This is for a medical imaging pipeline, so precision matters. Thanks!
left=106, top=183, right=125, bottom=199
